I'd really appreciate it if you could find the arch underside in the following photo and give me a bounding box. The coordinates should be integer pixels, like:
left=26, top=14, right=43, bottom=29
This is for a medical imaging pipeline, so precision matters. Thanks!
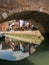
left=1, top=11, right=49, bottom=35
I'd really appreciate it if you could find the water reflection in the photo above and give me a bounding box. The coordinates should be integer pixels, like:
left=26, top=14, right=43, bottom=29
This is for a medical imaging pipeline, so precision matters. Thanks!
left=0, top=38, right=49, bottom=65
left=0, top=44, right=29, bottom=61
left=0, top=37, right=39, bottom=61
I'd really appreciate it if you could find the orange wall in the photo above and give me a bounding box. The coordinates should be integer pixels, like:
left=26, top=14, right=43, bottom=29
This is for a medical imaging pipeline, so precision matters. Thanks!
left=2, top=22, right=9, bottom=31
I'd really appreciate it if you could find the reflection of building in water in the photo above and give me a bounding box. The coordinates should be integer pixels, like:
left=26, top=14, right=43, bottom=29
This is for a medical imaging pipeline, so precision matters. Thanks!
left=29, top=44, right=39, bottom=54
left=20, top=42, right=39, bottom=54
left=20, top=42, right=29, bottom=52
left=2, top=36, right=39, bottom=54
left=18, top=41, right=38, bottom=54
left=2, top=37, right=11, bottom=49
left=11, top=40, right=20, bottom=51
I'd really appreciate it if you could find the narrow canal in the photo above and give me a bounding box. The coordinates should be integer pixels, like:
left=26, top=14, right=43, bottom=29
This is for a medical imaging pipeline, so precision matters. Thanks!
left=0, top=36, right=49, bottom=65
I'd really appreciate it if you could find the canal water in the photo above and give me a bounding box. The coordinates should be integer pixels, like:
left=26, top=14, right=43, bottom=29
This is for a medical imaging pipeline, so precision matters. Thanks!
left=0, top=37, right=49, bottom=65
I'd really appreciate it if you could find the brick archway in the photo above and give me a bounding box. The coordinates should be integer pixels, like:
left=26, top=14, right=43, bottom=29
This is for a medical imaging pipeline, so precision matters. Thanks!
left=1, top=11, right=49, bottom=35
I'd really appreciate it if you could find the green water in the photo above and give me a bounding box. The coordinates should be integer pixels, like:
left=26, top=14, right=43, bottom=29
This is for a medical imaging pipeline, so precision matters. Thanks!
left=0, top=38, right=49, bottom=65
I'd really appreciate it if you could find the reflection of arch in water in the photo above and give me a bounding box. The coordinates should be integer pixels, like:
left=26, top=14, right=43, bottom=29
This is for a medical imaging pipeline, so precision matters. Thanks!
left=1, top=11, right=49, bottom=35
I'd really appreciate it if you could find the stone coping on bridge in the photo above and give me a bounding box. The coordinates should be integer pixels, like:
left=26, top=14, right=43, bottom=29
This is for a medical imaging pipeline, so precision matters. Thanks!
left=3, top=30, right=44, bottom=45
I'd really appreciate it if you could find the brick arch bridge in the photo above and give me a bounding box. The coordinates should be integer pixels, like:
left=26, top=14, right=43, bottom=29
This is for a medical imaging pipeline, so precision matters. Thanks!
left=1, top=11, right=49, bottom=35
left=0, top=0, right=49, bottom=35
